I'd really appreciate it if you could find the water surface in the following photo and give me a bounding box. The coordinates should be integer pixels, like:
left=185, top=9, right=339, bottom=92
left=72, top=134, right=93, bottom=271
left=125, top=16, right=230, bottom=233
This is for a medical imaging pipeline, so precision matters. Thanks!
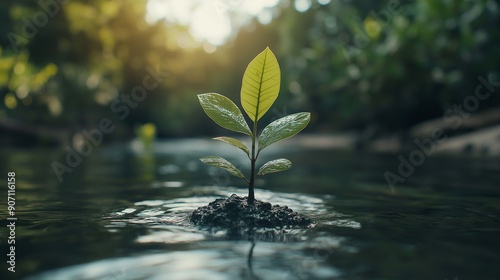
left=1, top=138, right=499, bottom=280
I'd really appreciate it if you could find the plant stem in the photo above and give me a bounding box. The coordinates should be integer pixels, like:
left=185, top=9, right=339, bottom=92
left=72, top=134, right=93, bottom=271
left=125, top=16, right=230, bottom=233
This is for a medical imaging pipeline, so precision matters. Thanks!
left=248, top=121, right=258, bottom=205
left=248, top=158, right=255, bottom=204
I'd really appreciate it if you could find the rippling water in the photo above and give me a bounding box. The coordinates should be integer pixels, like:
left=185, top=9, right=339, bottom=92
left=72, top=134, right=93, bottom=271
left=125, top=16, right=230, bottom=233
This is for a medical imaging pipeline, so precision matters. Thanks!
left=1, top=138, right=499, bottom=280
left=30, top=187, right=344, bottom=280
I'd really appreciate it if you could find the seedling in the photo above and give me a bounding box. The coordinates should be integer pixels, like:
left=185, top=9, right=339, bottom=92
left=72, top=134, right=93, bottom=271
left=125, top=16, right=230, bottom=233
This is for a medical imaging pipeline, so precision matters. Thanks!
left=198, top=47, right=310, bottom=205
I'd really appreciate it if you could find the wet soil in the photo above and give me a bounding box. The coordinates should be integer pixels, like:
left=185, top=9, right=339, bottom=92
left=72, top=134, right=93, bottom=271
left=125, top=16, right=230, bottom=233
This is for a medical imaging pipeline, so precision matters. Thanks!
left=190, top=194, right=313, bottom=228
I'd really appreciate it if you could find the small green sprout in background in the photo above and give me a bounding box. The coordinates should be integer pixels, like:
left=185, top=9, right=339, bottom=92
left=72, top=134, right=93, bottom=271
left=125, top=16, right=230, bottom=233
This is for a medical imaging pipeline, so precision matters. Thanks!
left=135, top=123, right=156, bottom=148
left=198, top=47, right=310, bottom=205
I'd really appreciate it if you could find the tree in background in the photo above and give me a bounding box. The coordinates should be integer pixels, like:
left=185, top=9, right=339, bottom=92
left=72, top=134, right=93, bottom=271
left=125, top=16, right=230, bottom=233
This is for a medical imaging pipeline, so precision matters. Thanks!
left=269, top=0, right=500, bottom=136
left=0, top=0, right=228, bottom=145
left=1, top=0, right=499, bottom=146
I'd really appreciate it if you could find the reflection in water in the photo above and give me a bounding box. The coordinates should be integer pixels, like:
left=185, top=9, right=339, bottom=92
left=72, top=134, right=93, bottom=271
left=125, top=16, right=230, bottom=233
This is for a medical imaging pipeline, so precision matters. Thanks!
left=247, top=230, right=256, bottom=280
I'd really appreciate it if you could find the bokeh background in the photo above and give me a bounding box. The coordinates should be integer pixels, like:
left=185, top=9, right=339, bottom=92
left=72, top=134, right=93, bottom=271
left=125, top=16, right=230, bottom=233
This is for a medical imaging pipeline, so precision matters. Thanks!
left=1, top=2, right=500, bottom=279
left=1, top=0, right=499, bottom=151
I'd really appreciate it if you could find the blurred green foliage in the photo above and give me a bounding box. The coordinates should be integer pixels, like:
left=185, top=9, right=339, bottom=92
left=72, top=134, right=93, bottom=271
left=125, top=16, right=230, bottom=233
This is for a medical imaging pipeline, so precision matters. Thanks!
left=275, top=0, right=500, bottom=133
left=136, top=122, right=156, bottom=148
left=0, top=0, right=499, bottom=146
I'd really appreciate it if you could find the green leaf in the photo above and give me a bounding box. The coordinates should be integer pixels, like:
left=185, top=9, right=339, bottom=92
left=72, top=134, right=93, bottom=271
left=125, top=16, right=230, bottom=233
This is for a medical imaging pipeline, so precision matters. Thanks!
left=200, top=156, right=246, bottom=179
left=213, top=136, right=249, bottom=156
left=198, top=93, right=251, bottom=136
left=257, top=158, right=292, bottom=176
left=241, top=47, right=281, bottom=122
left=258, top=112, right=311, bottom=152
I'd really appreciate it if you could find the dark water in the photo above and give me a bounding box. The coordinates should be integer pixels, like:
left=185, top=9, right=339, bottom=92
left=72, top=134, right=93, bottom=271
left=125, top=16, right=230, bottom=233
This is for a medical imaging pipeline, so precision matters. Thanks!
left=1, top=138, right=499, bottom=280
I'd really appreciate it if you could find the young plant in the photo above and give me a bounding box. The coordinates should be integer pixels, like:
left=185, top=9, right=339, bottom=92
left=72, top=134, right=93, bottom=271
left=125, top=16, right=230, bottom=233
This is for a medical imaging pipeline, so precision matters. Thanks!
left=198, top=47, right=310, bottom=205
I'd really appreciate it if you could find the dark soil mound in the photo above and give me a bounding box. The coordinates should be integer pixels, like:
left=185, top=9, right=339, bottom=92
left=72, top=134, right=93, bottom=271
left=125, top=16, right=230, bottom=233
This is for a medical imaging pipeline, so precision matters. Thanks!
left=190, top=194, right=313, bottom=228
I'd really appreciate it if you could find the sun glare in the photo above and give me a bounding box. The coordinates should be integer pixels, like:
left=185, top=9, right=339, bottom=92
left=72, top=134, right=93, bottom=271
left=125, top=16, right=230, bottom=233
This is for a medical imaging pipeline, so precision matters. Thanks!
left=145, top=0, right=280, bottom=49
left=190, top=3, right=231, bottom=46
